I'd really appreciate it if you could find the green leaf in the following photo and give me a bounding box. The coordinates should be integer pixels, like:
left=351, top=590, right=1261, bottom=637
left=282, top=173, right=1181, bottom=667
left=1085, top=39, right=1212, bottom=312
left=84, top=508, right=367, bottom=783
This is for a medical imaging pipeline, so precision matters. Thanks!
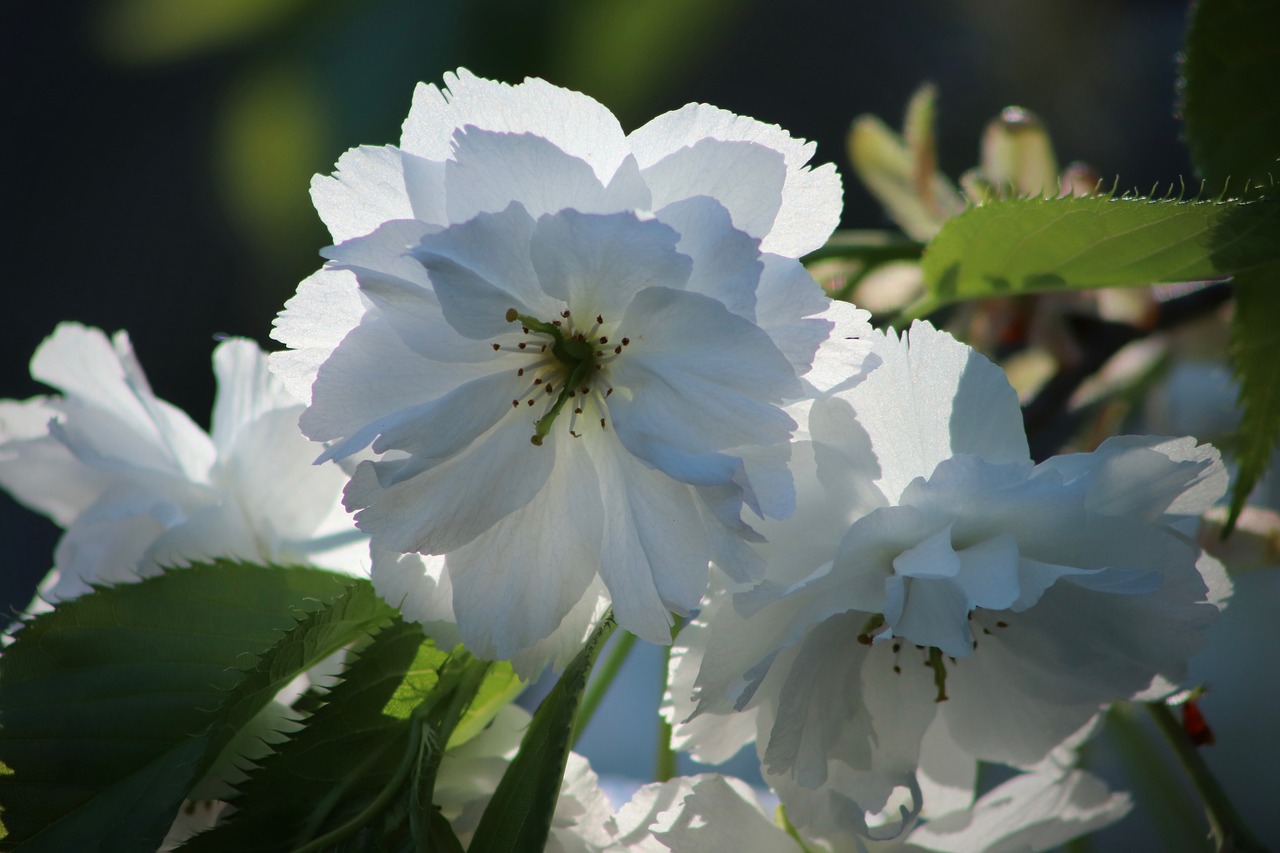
left=178, top=619, right=428, bottom=852
left=916, top=194, right=1280, bottom=313
left=1181, top=0, right=1280, bottom=194
left=1183, top=0, right=1280, bottom=532
left=467, top=613, right=617, bottom=853
left=1226, top=262, right=1280, bottom=527
left=446, top=662, right=522, bottom=750
left=0, top=562, right=393, bottom=853
left=381, top=638, right=452, bottom=721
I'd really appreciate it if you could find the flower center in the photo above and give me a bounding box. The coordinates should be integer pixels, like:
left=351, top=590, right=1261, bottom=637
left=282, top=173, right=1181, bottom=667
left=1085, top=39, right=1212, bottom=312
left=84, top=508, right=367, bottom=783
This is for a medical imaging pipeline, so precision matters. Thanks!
left=500, top=307, right=631, bottom=446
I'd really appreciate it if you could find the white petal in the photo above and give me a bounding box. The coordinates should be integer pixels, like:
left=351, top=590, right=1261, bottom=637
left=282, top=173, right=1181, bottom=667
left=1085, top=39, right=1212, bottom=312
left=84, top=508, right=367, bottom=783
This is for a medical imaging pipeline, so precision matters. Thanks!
left=840, top=322, right=1028, bottom=502
left=46, top=490, right=182, bottom=600
left=402, top=69, right=631, bottom=183
left=638, top=138, right=785, bottom=249
left=310, top=145, right=415, bottom=242
left=916, top=717, right=978, bottom=819
left=509, top=578, right=610, bottom=677
left=0, top=401, right=112, bottom=525
left=609, top=287, right=798, bottom=464
left=907, top=767, right=1131, bottom=853
left=651, top=196, right=762, bottom=321
left=953, top=533, right=1021, bottom=612
left=209, top=339, right=299, bottom=456
left=531, top=209, right=690, bottom=324
left=628, top=102, right=842, bottom=257
left=413, top=203, right=557, bottom=340
left=31, top=323, right=215, bottom=482
left=443, top=129, right=644, bottom=225
left=800, top=300, right=877, bottom=397
left=270, top=267, right=367, bottom=403
left=666, top=618, right=760, bottom=764
left=371, top=547, right=460, bottom=649
left=215, top=405, right=358, bottom=562
left=346, top=410, right=554, bottom=554
left=1041, top=434, right=1227, bottom=521
left=590, top=437, right=713, bottom=643
left=445, top=435, right=602, bottom=660
left=648, top=774, right=801, bottom=853
left=297, top=313, right=498, bottom=452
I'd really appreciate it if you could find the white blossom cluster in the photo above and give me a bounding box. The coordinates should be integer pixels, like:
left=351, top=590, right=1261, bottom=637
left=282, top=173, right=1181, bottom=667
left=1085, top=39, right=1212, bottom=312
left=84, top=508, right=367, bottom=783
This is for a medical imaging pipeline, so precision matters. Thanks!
left=0, top=70, right=1230, bottom=851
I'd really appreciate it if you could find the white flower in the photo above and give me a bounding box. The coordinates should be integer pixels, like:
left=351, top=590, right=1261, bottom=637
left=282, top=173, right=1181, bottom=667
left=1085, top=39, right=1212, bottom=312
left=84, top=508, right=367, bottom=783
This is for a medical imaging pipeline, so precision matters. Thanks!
left=669, top=322, right=1228, bottom=842
left=272, top=69, right=871, bottom=672
left=0, top=323, right=367, bottom=609
left=602, top=754, right=1128, bottom=853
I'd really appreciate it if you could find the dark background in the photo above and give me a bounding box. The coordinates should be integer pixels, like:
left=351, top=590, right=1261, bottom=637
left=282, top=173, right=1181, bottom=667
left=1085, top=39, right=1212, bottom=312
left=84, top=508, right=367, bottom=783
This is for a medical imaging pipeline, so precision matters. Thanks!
left=6, top=2, right=1242, bottom=849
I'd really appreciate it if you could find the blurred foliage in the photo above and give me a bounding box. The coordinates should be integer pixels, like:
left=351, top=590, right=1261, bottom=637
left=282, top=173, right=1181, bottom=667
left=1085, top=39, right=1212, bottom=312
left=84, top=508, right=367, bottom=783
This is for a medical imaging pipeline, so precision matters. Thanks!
left=94, top=0, right=312, bottom=65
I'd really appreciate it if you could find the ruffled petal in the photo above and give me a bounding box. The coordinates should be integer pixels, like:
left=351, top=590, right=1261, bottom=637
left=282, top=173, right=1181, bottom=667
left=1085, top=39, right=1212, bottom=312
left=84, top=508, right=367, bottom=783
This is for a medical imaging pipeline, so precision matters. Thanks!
left=310, top=145, right=415, bottom=242
left=402, top=69, right=632, bottom=184
left=838, top=322, right=1029, bottom=502
left=628, top=102, right=842, bottom=257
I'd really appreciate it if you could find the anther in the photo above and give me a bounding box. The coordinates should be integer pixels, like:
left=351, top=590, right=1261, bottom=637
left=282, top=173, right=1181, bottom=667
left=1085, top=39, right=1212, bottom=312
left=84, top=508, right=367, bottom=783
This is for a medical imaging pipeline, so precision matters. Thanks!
left=526, top=400, right=535, bottom=407
left=533, top=378, right=543, bottom=385
left=599, top=336, right=609, bottom=344
left=491, top=343, right=501, bottom=351
left=505, top=308, right=519, bottom=322
left=517, top=368, right=524, bottom=376
left=574, top=407, right=583, bottom=415
left=600, top=418, right=607, bottom=429
left=996, top=621, right=1009, bottom=628
left=596, top=314, right=604, bottom=324
left=561, top=309, right=571, bottom=318
left=512, top=400, right=519, bottom=408
left=621, top=337, right=630, bottom=345
left=518, top=342, right=527, bottom=350
left=605, top=388, right=613, bottom=397
left=614, top=346, right=622, bottom=354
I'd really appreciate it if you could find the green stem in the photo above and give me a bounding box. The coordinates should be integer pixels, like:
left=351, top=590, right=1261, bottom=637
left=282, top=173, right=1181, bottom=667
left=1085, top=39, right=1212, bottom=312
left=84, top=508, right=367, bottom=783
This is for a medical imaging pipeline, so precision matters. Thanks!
left=800, top=230, right=924, bottom=265
left=571, top=630, right=637, bottom=747
left=411, top=658, right=492, bottom=851
left=654, top=616, right=686, bottom=783
left=1146, top=701, right=1269, bottom=853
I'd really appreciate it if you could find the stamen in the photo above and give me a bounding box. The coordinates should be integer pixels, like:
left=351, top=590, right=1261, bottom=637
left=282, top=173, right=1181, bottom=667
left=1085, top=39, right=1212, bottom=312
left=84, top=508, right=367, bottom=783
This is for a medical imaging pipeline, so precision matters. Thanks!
left=927, top=647, right=949, bottom=702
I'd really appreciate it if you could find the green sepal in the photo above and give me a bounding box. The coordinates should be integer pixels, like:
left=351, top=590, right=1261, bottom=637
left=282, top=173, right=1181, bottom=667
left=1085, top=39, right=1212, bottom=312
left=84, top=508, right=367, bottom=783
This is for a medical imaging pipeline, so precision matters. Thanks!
left=467, top=612, right=617, bottom=853
left=0, top=561, right=393, bottom=853
left=914, top=193, right=1280, bottom=316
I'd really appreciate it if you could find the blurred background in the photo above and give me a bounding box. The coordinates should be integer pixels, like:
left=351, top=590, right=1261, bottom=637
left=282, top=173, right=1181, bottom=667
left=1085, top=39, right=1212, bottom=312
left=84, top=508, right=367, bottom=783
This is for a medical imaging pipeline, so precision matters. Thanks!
left=8, top=1, right=1266, bottom=850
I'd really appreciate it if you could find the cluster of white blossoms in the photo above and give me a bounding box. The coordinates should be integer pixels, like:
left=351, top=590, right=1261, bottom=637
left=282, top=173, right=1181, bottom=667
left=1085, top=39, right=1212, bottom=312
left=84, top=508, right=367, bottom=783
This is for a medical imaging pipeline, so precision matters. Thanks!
left=0, top=70, right=1231, bottom=850
left=0, top=323, right=366, bottom=608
